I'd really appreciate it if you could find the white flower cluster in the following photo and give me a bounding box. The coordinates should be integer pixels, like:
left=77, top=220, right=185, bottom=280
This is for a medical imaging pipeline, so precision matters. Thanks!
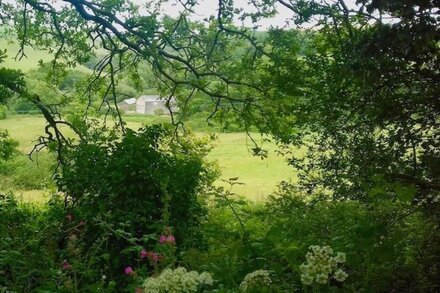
left=239, top=269, right=272, bottom=292
left=300, top=245, right=348, bottom=286
left=417, top=194, right=440, bottom=206
left=143, top=267, right=213, bottom=293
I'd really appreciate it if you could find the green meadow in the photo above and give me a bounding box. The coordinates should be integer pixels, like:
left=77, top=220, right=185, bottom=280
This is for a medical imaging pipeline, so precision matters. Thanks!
left=0, top=115, right=297, bottom=201
left=0, top=39, right=53, bottom=72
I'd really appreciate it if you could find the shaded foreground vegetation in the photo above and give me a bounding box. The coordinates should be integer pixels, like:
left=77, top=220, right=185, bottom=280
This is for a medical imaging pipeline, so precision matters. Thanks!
left=2, top=125, right=439, bottom=292
left=1, top=121, right=439, bottom=292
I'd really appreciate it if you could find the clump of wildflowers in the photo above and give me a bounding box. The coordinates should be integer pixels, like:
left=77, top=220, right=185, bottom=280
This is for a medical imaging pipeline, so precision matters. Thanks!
left=417, top=194, right=440, bottom=206
left=239, top=269, right=272, bottom=292
left=334, top=269, right=348, bottom=282
left=300, top=245, right=348, bottom=286
left=140, top=250, right=162, bottom=264
left=159, top=234, right=176, bottom=245
left=142, top=267, right=213, bottom=292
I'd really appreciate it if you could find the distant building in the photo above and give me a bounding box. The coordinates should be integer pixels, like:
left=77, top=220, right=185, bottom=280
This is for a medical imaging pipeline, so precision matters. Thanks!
left=118, top=98, right=136, bottom=113
left=118, top=95, right=177, bottom=115
left=135, top=95, right=176, bottom=115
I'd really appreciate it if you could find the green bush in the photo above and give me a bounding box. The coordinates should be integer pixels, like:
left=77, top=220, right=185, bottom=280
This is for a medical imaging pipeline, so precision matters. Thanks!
left=0, top=105, right=7, bottom=119
left=260, top=184, right=439, bottom=291
left=56, top=124, right=215, bottom=289
left=0, top=130, right=18, bottom=161
left=1, top=142, right=439, bottom=292
left=0, top=193, right=64, bottom=291
left=182, top=186, right=279, bottom=291
left=9, top=98, right=38, bottom=114
left=11, top=153, right=55, bottom=190
left=181, top=182, right=440, bottom=292
left=0, top=152, right=55, bottom=191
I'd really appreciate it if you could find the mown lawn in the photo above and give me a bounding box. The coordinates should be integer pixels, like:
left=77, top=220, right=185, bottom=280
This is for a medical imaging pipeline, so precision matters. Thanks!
left=0, top=115, right=298, bottom=200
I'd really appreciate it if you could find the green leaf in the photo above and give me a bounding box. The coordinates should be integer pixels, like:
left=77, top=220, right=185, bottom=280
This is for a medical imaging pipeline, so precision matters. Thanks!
left=101, top=253, right=110, bottom=261
left=265, top=225, right=283, bottom=243
left=127, top=237, right=139, bottom=244
left=369, top=186, right=386, bottom=197
left=394, top=184, right=417, bottom=202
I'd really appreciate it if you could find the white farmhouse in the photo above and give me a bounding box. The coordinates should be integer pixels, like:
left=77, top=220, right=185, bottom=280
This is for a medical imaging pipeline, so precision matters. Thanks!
left=135, top=95, right=176, bottom=115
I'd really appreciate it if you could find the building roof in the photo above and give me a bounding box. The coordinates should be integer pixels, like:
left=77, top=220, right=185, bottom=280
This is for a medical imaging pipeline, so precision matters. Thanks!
left=137, top=95, right=161, bottom=102
left=120, top=98, right=137, bottom=105
left=137, top=95, right=177, bottom=103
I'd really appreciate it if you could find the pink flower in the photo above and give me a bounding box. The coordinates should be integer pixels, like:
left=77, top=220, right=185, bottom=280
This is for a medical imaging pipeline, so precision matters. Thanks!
left=62, top=259, right=71, bottom=270
left=151, top=252, right=159, bottom=263
left=124, top=266, right=134, bottom=276
left=159, top=235, right=167, bottom=244
left=159, top=234, right=176, bottom=245
left=144, top=251, right=161, bottom=263
left=140, top=250, right=147, bottom=259
left=167, top=235, right=176, bottom=244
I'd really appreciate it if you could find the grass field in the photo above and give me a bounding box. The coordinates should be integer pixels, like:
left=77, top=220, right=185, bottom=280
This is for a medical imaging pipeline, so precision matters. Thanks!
left=0, top=115, right=298, bottom=200
left=0, top=39, right=53, bottom=72
left=207, top=133, right=298, bottom=200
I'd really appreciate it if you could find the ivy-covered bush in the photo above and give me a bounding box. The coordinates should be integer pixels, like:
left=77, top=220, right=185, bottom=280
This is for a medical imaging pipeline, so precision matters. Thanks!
left=56, top=125, right=215, bottom=289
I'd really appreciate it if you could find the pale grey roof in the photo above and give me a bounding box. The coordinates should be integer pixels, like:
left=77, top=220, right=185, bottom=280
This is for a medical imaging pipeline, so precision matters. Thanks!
left=138, top=95, right=161, bottom=102
left=120, top=98, right=137, bottom=105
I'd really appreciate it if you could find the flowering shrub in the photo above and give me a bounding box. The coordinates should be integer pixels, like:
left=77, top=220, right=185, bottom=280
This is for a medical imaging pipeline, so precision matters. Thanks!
left=239, top=270, right=272, bottom=292
left=142, top=267, right=213, bottom=292
left=140, top=249, right=162, bottom=265
left=136, top=230, right=177, bottom=274
left=300, top=245, right=348, bottom=286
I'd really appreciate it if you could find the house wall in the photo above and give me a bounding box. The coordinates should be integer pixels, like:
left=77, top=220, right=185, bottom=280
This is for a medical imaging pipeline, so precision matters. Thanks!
left=136, top=100, right=146, bottom=114
left=135, top=98, right=174, bottom=115
left=144, top=101, right=168, bottom=115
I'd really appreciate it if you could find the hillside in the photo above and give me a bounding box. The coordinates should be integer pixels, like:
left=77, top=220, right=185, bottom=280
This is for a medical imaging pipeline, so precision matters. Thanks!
left=0, top=39, right=53, bottom=71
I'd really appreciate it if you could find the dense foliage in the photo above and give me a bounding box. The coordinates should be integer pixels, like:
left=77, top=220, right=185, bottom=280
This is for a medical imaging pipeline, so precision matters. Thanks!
left=56, top=125, right=214, bottom=290
left=1, top=125, right=215, bottom=291
left=254, top=1, right=440, bottom=206
left=0, top=194, right=64, bottom=291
